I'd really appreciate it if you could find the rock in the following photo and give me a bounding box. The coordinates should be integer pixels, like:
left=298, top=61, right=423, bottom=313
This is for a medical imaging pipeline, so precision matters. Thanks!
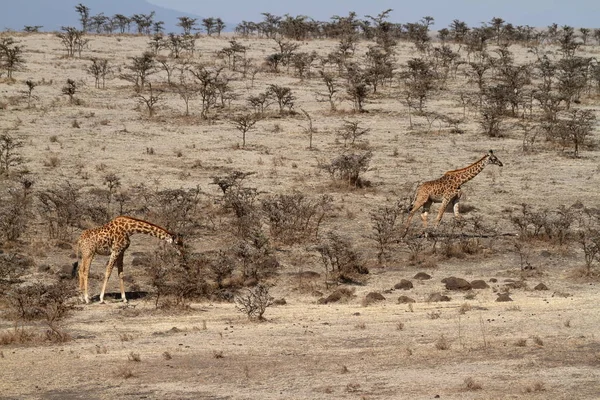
left=365, top=292, right=386, bottom=302
left=534, top=283, right=549, bottom=291
left=273, top=298, right=287, bottom=305
left=470, top=280, right=489, bottom=289
left=397, top=295, right=416, bottom=304
left=296, top=271, right=321, bottom=279
left=427, top=292, right=451, bottom=302
left=540, top=250, right=551, bottom=257
left=442, top=277, right=472, bottom=291
left=318, top=288, right=355, bottom=304
left=496, top=293, right=513, bottom=302
left=394, top=279, right=413, bottom=290
left=413, top=272, right=432, bottom=280
left=489, top=278, right=498, bottom=283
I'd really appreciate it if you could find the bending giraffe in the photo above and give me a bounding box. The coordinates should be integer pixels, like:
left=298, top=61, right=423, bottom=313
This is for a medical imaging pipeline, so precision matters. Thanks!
left=404, top=150, right=503, bottom=234
left=73, top=216, right=183, bottom=304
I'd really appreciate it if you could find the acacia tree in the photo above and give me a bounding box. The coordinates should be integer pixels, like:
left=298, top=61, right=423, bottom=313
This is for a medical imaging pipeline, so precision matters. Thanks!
left=177, top=17, right=197, bottom=35
left=401, top=58, right=437, bottom=112
left=231, top=113, right=260, bottom=147
left=0, top=133, right=24, bottom=176
left=202, top=17, right=216, bottom=36
left=554, top=109, right=596, bottom=157
left=75, top=3, right=91, bottom=32
left=86, top=58, right=111, bottom=89
left=136, top=83, right=163, bottom=117
left=122, top=52, right=157, bottom=91
left=189, top=64, right=222, bottom=119
left=317, top=71, right=339, bottom=111
left=0, top=37, right=25, bottom=79
left=267, top=84, right=295, bottom=114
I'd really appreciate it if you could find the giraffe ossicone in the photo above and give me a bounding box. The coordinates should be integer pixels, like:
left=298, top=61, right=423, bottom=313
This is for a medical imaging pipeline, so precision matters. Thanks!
left=404, top=150, right=503, bottom=235
left=74, top=216, right=183, bottom=304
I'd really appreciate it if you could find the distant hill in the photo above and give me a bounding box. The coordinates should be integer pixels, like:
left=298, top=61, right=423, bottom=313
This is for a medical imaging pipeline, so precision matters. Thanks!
left=0, top=0, right=228, bottom=33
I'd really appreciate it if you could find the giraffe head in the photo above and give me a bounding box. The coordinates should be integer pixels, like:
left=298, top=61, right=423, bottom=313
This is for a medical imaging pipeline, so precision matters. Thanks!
left=167, top=233, right=184, bottom=254
left=486, top=150, right=503, bottom=167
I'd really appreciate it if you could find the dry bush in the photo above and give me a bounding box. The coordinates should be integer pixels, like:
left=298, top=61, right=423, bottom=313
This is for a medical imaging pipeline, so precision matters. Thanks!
left=532, top=335, right=544, bottom=346
left=315, top=231, right=369, bottom=285
left=128, top=352, right=141, bottom=362
left=4, top=281, right=75, bottom=322
left=148, top=249, right=210, bottom=309
left=435, top=334, right=451, bottom=350
left=233, top=230, right=280, bottom=282
left=514, top=338, right=527, bottom=347
left=0, top=323, right=40, bottom=345
left=37, top=183, right=83, bottom=241
left=510, top=202, right=578, bottom=245
left=523, top=381, right=546, bottom=393
left=322, top=151, right=372, bottom=188
left=262, top=193, right=332, bottom=244
left=2, top=281, right=74, bottom=343
left=234, top=284, right=274, bottom=321
left=0, top=133, right=24, bottom=177
left=463, top=377, right=483, bottom=391
left=115, top=365, right=135, bottom=379
left=0, top=180, right=33, bottom=241
left=369, top=200, right=407, bottom=264
left=212, top=171, right=261, bottom=237
left=0, top=251, right=32, bottom=289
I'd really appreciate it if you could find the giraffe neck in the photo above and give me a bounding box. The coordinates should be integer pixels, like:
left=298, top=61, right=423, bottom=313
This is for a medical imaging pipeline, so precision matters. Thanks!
left=116, top=216, right=173, bottom=243
left=444, top=155, right=489, bottom=185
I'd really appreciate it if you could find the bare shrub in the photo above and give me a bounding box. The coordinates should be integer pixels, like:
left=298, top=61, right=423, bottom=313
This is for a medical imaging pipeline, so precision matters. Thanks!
left=337, top=120, right=370, bottom=147
left=0, top=133, right=24, bottom=177
left=369, top=201, right=406, bottom=264
left=315, top=232, right=368, bottom=286
left=262, top=193, right=332, bottom=244
left=322, top=151, right=372, bottom=187
left=86, top=58, right=112, bottom=89
left=61, top=79, right=78, bottom=104
left=230, top=112, right=260, bottom=147
left=37, top=183, right=83, bottom=241
left=463, top=377, right=482, bottom=391
left=435, top=334, right=451, bottom=350
left=233, top=230, right=280, bottom=281
left=0, top=179, right=33, bottom=242
left=212, top=171, right=260, bottom=237
left=234, top=284, right=274, bottom=321
left=148, top=249, right=210, bottom=309
left=0, top=323, right=40, bottom=345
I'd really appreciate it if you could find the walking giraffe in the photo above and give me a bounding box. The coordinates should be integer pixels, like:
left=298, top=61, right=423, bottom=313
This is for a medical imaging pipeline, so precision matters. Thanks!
left=404, top=150, right=503, bottom=234
left=74, top=216, right=183, bottom=304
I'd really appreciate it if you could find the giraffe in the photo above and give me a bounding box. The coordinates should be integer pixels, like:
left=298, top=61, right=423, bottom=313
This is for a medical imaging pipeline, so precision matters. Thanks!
left=404, top=150, right=503, bottom=234
left=74, top=216, right=183, bottom=304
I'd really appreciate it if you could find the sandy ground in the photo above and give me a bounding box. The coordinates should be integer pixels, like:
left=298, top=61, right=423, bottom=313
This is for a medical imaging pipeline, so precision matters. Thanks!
left=1, top=30, right=600, bottom=399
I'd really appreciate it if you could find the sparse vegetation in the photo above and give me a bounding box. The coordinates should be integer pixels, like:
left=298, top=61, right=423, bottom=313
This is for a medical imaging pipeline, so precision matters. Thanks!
left=1, top=10, right=599, bottom=399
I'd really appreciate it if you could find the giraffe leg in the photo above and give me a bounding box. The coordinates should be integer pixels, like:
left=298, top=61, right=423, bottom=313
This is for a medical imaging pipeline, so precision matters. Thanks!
left=434, top=198, right=452, bottom=228
left=79, top=254, right=93, bottom=304
left=453, top=191, right=462, bottom=220
left=116, top=252, right=128, bottom=303
left=99, top=252, right=119, bottom=304
left=420, top=200, right=432, bottom=231
left=404, top=193, right=429, bottom=236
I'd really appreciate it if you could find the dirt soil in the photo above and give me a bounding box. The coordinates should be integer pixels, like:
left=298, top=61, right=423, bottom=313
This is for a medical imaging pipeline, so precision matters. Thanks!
left=1, top=31, right=600, bottom=399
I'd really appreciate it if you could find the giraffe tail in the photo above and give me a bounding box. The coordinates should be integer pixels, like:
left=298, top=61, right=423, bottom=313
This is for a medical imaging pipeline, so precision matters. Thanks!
left=71, top=261, right=79, bottom=279
left=72, top=240, right=82, bottom=279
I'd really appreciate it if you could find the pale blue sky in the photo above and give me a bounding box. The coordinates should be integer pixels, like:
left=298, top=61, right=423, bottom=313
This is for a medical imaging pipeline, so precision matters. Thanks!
left=148, top=0, right=599, bottom=29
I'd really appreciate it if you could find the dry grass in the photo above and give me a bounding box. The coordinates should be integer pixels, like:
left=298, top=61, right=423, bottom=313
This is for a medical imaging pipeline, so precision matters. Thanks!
left=0, top=27, right=600, bottom=400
